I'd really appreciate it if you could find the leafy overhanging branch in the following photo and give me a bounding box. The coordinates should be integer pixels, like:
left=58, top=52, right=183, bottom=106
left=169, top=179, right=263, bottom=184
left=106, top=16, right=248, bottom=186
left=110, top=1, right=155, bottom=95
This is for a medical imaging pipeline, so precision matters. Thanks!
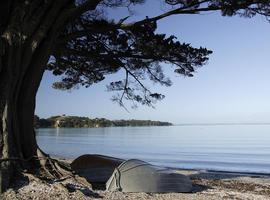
left=48, top=0, right=270, bottom=108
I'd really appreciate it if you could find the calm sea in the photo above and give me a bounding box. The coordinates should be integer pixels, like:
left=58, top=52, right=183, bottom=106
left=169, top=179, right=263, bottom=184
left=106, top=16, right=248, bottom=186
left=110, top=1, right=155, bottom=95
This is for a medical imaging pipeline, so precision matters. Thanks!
left=36, top=125, right=270, bottom=173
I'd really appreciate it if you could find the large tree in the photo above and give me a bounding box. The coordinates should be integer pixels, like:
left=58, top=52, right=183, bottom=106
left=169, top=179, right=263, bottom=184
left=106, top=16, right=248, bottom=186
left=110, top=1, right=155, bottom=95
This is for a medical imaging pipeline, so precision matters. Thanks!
left=0, top=0, right=269, bottom=192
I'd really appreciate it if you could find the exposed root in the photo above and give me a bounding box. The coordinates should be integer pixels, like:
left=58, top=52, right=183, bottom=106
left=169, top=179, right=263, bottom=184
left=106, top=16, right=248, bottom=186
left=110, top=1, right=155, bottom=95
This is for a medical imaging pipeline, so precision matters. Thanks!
left=34, top=147, right=73, bottom=179
left=36, top=157, right=73, bottom=179
left=32, top=153, right=92, bottom=189
left=1, top=148, right=93, bottom=192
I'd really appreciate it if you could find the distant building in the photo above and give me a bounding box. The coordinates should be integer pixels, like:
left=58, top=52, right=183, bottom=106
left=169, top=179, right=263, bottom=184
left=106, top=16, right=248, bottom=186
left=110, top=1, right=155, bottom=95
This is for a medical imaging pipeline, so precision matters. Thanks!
left=55, top=119, right=60, bottom=128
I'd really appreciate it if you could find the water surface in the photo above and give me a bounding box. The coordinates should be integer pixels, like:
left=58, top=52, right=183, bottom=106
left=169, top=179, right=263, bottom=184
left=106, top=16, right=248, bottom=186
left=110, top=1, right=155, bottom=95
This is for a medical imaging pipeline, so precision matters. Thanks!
left=36, top=125, right=270, bottom=173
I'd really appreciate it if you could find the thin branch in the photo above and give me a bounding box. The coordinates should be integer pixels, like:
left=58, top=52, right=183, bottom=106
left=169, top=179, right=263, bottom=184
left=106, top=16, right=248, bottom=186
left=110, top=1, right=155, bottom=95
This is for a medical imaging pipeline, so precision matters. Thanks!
left=146, top=67, right=171, bottom=86
left=120, top=69, right=129, bottom=105
left=122, top=1, right=257, bottom=29
left=65, top=0, right=102, bottom=20
left=110, top=70, right=130, bottom=112
left=55, top=0, right=268, bottom=44
left=122, top=65, right=150, bottom=93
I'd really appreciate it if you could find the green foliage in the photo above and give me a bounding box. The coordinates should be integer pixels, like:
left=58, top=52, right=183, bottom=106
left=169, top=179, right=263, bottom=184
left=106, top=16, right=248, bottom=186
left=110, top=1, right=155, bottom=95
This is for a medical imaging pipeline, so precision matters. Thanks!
left=34, top=115, right=172, bottom=128
left=47, top=0, right=270, bottom=108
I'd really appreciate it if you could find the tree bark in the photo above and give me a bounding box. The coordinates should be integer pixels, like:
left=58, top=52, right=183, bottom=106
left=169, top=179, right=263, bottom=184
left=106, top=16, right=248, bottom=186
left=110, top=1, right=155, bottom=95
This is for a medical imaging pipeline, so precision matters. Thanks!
left=0, top=33, right=53, bottom=193
left=0, top=0, right=103, bottom=192
left=0, top=1, right=71, bottom=193
left=0, top=36, right=41, bottom=193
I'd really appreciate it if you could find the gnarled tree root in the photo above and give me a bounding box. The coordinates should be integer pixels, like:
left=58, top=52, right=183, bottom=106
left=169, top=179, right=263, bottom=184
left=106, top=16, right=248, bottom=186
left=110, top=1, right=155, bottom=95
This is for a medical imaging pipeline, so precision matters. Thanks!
left=1, top=149, right=92, bottom=192
left=35, top=149, right=92, bottom=188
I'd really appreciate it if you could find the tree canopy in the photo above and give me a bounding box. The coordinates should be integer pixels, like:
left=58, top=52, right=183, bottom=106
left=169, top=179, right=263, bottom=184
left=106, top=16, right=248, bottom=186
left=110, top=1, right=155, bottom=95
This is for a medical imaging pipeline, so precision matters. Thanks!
left=46, top=0, right=270, bottom=108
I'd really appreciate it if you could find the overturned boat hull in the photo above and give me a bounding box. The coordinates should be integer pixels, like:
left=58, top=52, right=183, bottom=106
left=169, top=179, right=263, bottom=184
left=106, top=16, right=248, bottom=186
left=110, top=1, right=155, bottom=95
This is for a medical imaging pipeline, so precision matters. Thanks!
left=71, top=154, right=124, bottom=183
left=106, top=159, right=192, bottom=193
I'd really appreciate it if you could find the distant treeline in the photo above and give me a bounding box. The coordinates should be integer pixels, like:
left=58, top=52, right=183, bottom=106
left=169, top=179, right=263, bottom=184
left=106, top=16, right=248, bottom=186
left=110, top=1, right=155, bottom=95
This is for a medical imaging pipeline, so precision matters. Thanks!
left=34, top=115, right=172, bottom=128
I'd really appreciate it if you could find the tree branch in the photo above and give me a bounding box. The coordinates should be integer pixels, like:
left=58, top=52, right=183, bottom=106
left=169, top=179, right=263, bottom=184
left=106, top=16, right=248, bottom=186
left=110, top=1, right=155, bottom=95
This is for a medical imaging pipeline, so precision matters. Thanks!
left=65, top=0, right=103, bottom=20
left=146, top=67, right=171, bottom=86
left=120, top=69, right=129, bottom=104
left=122, top=65, right=149, bottom=93
left=122, top=1, right=258, bottom=29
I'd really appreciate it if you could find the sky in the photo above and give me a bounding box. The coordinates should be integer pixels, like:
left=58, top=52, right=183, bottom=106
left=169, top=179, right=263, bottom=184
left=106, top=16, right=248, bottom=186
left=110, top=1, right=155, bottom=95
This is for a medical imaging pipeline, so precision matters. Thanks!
left=36, top=1, right=270, bottom=124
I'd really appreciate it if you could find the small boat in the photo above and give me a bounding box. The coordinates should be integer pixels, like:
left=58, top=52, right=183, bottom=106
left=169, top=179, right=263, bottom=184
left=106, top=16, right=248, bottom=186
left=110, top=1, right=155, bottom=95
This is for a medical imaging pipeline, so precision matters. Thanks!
left=106, top=159, right=192, bottom=193
left=71, top=154, right=124, bottom=183
left=71, top=155, right=192, bottom=193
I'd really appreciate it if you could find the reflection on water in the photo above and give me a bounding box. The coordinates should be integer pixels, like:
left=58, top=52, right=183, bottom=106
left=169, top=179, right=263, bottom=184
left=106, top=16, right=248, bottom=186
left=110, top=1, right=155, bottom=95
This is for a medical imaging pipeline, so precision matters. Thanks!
left=36, top=125, right=270, bottom=173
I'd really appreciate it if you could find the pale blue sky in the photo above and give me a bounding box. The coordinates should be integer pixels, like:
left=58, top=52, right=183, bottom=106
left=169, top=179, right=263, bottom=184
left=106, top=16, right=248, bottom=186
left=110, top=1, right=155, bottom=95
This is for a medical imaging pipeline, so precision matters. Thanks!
left=36, top=1, right=270, bottom=124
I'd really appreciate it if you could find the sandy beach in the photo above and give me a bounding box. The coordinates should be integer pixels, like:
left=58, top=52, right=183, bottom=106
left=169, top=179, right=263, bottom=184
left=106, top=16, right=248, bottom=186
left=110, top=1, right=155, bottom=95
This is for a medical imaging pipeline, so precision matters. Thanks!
left=2, top=157, right=270, bottom=200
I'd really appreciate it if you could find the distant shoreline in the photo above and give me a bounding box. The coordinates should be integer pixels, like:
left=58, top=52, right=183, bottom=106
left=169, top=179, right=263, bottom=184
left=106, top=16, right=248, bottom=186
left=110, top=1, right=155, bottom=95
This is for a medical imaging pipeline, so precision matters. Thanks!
left=34, top=115, right=173, bottom=128
left=36, top=124, right=173, bottom=129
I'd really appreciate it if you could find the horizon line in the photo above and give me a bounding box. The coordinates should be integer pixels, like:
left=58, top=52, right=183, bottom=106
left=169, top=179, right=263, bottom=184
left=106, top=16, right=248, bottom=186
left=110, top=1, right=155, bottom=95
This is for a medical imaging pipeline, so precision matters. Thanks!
left=174, top=122, right=270, bottom=126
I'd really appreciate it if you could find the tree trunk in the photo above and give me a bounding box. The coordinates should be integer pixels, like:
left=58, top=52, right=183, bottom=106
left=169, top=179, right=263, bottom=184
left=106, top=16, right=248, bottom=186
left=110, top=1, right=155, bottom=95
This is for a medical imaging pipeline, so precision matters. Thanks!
left=0, top=32, right=60, bottom=192
left=0, top=38, right=45, bottom=193
left=0, top=4, right=61, bottom=194
left=0, top=0, right=81, bottom=193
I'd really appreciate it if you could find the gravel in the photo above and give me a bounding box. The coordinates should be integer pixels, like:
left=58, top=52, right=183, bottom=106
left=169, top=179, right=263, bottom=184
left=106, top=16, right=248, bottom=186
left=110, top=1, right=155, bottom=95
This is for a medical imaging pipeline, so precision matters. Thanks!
left=2, top=169, right=270, bottom=200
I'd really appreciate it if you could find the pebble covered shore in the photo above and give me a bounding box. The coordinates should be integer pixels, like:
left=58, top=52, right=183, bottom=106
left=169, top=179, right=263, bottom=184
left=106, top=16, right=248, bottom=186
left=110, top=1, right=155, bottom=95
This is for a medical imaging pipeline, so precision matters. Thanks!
left=2, top=168, right=270, bottom=200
